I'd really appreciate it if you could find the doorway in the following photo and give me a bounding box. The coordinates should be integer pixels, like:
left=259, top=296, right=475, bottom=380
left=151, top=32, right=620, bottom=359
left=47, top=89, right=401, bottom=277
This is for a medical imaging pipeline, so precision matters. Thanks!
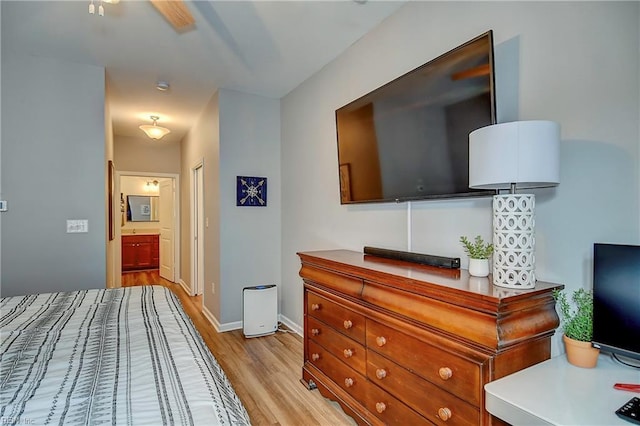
left=114, top=171, right=180, bottom=288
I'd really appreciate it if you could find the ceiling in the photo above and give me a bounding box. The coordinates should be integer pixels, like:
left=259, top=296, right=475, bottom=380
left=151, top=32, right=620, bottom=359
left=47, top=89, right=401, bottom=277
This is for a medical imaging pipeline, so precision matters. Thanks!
left=1, top=0, right=405, bottom=144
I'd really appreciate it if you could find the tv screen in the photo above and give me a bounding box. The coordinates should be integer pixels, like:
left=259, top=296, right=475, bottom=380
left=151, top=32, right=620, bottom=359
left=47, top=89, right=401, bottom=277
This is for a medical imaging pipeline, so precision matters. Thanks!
left=592, top=243, right=640, bottom=363
left=335, top=31, right=497, bottom=204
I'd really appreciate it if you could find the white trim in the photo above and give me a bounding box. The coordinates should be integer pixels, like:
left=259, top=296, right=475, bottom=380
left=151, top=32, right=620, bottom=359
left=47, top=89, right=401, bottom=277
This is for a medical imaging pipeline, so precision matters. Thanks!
left=178, top=279, right=191, bottom=296
left=202, top=305, right=243, bottom=333
left=190, top=160, right=204, bottom=297
left=278, top=314, right=303, bottom=336
left=114, top=170, right=180, bottom=288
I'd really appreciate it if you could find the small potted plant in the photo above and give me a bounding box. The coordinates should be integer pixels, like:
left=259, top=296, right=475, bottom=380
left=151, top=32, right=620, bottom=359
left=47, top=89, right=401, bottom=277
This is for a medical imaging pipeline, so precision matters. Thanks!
left=553, top=288, right=599, bottom=368
left=460, top=235, right=493, bottom=277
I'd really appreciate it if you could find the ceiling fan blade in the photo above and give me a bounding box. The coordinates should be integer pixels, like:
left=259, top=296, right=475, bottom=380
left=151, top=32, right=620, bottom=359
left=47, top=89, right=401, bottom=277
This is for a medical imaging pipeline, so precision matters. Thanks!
left=149, top=0, right=195, bottom=30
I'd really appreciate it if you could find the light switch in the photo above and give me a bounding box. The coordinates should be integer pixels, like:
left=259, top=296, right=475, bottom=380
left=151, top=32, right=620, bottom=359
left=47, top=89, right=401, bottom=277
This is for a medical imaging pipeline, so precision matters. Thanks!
left=66, top=219, right=89, bottom=233
left=0, top=200, right=7, bottom=212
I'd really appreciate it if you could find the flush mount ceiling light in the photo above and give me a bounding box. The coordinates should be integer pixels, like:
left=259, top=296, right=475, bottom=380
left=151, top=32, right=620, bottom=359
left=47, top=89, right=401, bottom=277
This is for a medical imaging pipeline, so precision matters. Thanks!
left=139, top=116, right=171, bottom=140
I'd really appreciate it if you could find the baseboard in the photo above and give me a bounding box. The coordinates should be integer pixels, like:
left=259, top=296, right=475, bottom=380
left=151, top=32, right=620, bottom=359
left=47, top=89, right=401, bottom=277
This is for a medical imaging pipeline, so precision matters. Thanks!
left=279, top=314, right=303, bottom=336
left=219, top=320, right=243, bottom=332
left=201, top=306, right=222, bottom=332
left=178, top=279, right=192, bottom=296
left=201, top=305, right=242, bottom=333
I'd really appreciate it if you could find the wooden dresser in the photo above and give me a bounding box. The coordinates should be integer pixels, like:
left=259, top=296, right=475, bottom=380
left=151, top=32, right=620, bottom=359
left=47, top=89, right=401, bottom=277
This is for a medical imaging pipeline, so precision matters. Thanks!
left=298, top=250, right=563, bottom=425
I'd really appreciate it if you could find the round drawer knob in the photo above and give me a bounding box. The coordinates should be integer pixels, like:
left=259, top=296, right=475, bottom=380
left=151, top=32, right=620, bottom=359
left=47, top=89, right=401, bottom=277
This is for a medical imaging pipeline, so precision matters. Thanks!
left=375, top=402, right=386, bottom=414
left=343, top=349, right=353, bottom=358
left=437, top=407, right=452, bottom=421
left=311, top=303, right=320, bottom=311
left=343, top=320, right=353, bottom=329
left=311, top=328, right=320, bottom=336
left=344, top=377, right=354, bottom=388
left=438, top=367, right=453, bottom=380
left=311, top=353, right=320, bottom=361
left=375, top=368, right=387, bottom=380
left=376, top=336, right=387, bottom=347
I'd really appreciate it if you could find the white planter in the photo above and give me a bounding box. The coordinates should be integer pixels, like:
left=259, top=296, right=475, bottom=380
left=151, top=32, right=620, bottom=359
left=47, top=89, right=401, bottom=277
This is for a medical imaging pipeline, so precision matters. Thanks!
left=469, top=258, right=489, bottom=277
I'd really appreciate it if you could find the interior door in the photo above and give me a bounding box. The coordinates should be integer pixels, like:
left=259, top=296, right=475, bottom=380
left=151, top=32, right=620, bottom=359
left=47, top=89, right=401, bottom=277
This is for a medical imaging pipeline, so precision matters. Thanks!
left=159, top=179, right=175, bottom=281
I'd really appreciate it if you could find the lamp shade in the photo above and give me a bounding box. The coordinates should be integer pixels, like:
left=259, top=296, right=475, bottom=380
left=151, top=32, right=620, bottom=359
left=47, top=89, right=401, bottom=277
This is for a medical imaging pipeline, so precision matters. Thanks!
left=469, top=120, right=560, bottom=190
left=139, top=116, right=170, bottom=140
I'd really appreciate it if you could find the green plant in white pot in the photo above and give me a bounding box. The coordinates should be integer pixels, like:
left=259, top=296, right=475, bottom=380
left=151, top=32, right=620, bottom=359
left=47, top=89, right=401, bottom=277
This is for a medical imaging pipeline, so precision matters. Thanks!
left=553, top=288, right=599, bottom=368
left=460, top=235, right=493, bottom=277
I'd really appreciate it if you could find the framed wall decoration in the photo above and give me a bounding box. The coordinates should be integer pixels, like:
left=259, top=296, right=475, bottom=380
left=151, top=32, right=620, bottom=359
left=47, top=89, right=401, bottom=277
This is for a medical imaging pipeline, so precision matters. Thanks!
left=237, top=176, right=267, bottom=207
left=108, top=160, right=115, bottom=241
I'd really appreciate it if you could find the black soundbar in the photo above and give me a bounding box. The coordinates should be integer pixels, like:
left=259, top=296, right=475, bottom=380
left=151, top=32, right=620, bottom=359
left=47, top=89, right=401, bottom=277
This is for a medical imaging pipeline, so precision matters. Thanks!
left=363, top=246, right=460, bottom=269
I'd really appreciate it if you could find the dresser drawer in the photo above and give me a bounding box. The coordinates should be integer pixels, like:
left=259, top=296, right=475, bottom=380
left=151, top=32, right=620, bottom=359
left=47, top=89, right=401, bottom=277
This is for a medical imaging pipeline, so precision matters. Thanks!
left=308, top=340, right=367, bottom=405
left=300, top=264, right=364, bottom=297
left=367, top=350, right=479, bottom=425
left=366, top=320, right=481, bottom=405
left=364, top=378, right=428, bottom=425
left=307, top=292, right=365, bottom=344
left=307, top=316, right=366, bottom=375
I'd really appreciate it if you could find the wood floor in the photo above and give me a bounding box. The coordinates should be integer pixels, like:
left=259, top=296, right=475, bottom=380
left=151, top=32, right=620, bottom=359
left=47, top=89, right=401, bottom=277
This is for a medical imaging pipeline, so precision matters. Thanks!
left=122, top=270, right=355, bottom=426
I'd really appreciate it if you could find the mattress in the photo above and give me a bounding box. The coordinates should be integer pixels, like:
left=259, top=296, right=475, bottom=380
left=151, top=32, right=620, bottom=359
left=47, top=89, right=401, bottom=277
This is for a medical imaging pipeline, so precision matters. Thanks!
left=0, top=285, right=251, bottom=425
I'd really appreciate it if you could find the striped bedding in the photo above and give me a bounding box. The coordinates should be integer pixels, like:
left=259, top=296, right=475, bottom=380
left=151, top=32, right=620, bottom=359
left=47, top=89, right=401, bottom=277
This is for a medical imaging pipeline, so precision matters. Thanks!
left=0, top=286, right=250, bottom=425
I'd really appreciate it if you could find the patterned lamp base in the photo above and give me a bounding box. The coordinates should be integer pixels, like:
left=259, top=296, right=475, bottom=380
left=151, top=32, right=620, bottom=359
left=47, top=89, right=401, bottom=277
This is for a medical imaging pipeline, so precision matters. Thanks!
left=492, top=194, right=536, bottom=289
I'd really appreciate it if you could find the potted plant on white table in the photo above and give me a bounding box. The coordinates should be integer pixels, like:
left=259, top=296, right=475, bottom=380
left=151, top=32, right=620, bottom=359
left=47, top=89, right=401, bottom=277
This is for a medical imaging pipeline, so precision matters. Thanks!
left=460, top=235, right=493, bottom=278
left=553, top=288, right=599, bottom=368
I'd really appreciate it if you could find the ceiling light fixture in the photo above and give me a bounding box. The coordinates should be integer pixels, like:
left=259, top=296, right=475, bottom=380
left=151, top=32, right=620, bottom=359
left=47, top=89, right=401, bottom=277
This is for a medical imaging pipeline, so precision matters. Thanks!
left=156, top=81, right=170, bottom=91
left=139, top=116, right=171, bottom=140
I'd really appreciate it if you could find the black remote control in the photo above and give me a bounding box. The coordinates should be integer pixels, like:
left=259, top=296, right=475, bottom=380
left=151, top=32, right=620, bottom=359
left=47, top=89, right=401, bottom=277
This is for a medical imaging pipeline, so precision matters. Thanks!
left=617, top=397, right=640, bottom=425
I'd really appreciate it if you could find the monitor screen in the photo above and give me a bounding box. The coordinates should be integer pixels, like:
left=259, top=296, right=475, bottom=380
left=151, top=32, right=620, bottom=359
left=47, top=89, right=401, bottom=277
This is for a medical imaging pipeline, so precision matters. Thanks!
left=592, top=243, right=640, bottom=362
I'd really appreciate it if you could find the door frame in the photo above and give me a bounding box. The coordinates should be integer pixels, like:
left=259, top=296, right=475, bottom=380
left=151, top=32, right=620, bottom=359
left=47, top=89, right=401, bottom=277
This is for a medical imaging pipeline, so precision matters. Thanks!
left=113, top=170, right=180, bottom=288
left=190, top=160, right=205, bottom=297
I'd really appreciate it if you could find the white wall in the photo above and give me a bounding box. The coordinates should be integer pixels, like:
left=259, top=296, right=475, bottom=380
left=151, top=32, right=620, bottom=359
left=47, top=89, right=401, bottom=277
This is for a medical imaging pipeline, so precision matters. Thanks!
left=1, top=52, right=106, bottom=297
left=219, top=89, right=281, bottom=325
left=281, top=2, right=640, bottom=354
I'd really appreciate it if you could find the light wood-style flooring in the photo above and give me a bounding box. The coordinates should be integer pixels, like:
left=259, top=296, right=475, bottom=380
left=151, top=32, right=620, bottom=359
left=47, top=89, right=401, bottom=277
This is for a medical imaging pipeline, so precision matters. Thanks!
left=122, top=270, right=354, bottom=426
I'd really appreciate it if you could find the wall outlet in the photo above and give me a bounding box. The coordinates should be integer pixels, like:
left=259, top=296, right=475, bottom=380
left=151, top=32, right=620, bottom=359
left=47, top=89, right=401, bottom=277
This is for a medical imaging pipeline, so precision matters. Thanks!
left=211, top=282, right=216, bottom=294
left=66, top=219, right=88, bottom=233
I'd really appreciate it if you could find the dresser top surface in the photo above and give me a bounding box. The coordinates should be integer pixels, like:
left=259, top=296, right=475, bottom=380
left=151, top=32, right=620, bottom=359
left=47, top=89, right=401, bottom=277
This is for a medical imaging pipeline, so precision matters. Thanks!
left=298, top=249, right=562, bottom=301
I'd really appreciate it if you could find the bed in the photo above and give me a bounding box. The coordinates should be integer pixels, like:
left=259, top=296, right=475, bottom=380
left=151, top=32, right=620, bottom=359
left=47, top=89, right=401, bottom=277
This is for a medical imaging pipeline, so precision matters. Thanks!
left=0, top=285, right=251, bottom=425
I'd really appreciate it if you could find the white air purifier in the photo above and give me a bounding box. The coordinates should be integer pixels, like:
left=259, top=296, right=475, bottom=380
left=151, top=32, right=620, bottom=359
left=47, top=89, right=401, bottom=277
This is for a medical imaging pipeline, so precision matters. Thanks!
left=242, top=285, right=278, bottom=338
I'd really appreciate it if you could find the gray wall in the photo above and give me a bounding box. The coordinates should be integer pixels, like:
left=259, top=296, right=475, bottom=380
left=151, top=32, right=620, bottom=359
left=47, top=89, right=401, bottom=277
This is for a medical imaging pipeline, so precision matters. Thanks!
left=219, top=89, right=281, bottom=325
left=1, top=52, right=106, bottom=297
left=114, top=135, right=181, bottom=174
left=280, top=1, right=640, bottom=356
left=179, top=89, right=281, bottom=327
left=180, top=92, right=221, bottom=320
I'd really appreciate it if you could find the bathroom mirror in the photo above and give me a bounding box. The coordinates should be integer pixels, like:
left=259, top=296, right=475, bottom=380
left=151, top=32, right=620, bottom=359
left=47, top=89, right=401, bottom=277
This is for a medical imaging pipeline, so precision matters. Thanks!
left=127, top=195, right=159, bottom=222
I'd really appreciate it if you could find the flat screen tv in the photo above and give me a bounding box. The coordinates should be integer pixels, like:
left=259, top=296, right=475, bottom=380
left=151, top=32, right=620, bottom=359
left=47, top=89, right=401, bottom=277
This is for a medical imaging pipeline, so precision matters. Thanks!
left=335, top=31, right=497, bottom=204
left=592, top=243, right=640, bottom=364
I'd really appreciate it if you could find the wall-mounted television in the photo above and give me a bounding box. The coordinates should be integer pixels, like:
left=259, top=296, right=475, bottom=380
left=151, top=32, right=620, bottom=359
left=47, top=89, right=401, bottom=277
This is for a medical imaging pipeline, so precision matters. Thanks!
left=335, top=31, right=497, bottom=204
left=592, top=243, right=640, bottom=364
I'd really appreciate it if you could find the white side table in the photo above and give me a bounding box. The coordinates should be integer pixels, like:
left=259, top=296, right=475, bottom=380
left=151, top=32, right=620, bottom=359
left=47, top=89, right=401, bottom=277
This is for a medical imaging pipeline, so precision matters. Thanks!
left=485, top=354, right=640, bottom=425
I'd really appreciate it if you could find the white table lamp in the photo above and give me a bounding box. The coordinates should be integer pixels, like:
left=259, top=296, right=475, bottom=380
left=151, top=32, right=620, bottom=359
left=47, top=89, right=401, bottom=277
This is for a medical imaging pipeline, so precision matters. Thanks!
left=469, top=120, right=560, bottom=288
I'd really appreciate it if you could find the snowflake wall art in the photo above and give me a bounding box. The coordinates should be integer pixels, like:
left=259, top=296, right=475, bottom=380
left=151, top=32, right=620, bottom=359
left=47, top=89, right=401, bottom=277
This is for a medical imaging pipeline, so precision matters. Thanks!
left=236, top=176, right=267, bottom=207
